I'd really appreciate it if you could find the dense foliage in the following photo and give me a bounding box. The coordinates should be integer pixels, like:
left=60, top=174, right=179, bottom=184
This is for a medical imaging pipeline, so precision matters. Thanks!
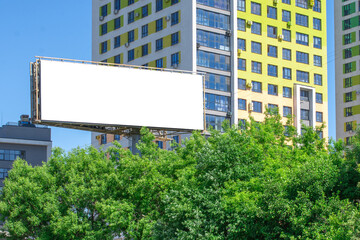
left=1, top=113, right=360, bottom=239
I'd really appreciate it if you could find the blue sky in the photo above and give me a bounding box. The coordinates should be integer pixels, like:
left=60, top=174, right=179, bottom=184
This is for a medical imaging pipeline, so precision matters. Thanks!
left=0, top=1, right=336, bottom=152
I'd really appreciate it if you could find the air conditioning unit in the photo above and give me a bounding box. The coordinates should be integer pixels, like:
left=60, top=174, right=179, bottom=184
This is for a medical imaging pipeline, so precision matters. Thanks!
left=227, top=111, right=232, bottom=117
left=247, top=20, right=253, bottom=26
left=246, top=82, right=252, bottom=89
left=287, top=21, right=292, bottom=27
left=356, top=90, right=360, bottom=95
left=237, top=49, right=242, bottom=56
left=273, top=0, right=279, bottom=4
left=225, top=30, right=231, bottom=37
left=135, top=12, right=140, bottom=17
left=172, top=63, right=178, bottom=69
left=309, top=0, right=315, bottom=7
left=125, top=42, right=130, bottom=48
left=278, top=34, right=284, bottom=40
left=249, top=102, right=254, bottom=111
left=196, top=43, right=201, bottom=49
left=165, top=15, right=171, bottom=21
left=114, top=9, right=119, bottom=15
left=99, top=16, right=104, bottom=21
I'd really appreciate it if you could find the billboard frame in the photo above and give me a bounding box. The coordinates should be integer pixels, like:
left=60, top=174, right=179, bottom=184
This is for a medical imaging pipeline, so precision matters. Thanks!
left=30, top=56, right=206, bottom=136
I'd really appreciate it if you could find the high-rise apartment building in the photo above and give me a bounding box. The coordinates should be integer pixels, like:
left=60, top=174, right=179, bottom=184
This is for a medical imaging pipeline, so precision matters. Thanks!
left=92, top=0, right=328, bottom=148
left=335, top=0, right=360, bottom=143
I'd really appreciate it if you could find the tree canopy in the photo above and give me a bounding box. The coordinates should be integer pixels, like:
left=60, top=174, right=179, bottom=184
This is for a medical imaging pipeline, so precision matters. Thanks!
left=1, top=113, right=360, bottom=239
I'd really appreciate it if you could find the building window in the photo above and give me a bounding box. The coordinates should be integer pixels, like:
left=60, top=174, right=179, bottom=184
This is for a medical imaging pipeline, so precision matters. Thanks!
left=268, top=84, right=278, bottom=95
left=267, top=25, right=277, bottom=38
left=267, top=6, right=277, bottom=19
left=206, top=115, right=226, bottom=131
left=101, top=134, right=107, bottom=144
left=238, top=99, right=247, bottom=110
left=128, top=49, right=134, bottom=62
left=238, top=0, right=245, bottom=11
left=101, top=41, right=107, bottom=54
left=283, top=48, right=291, bottom=60
left=128, top=30, right=135, bottom=43
left=295, top=0, right=307, bottom=9
left=128, top=0, right=134, bottom=5
left=238, top=39, right=246, bottom=51
left=283, top=87, right=292, bottom=98
left=282, top=29, right=291, bottom=42
left=238, top=18, right=246, bottom=31
left=282, top=0, right=290, bottom=4
left=252, top=61, right=262, bottom=74
left=345, top=92, right=353, bottom=102
left=101, top=23, right=107, bottom=35
left=316, top=93, right=323, bottom=103
left=313, top=37, right=322, bottom=49
left=314, top=55, right=322, bottom=67
left=171, top=32, right=179, bottom=45
left=283, top=67, right=292, bottom=79
left=345, top=107, right=353, bottom=117
left=313, top=18, right=321, bottom=30
left=128, top=11, right=135, bottom=24
left=114, top=17, right=121, bottom=29
left=313, top=0, right=321, bottom=12
left=345, top=77, right=352, bottom=88
left=101, top=4, right=108, bottom=17
left=238, top=78, right=246, bottom=90
left=156, top=141, right=163, bottom=149
left=112, top=55, right=119, bottom=64
left=344, top=48, right=353, bottom=59
left=171, top=52, right=180, bottom=66
left=344, top=62, right=355, bottom=73
left=296, top=13, right=308, bottom=27
left=171, top=11, right=179, bottom=25
left=314, top=74, right=322, bottom=85
left=251, top=41, right=262, bottom=54
left=251, top=2, right=261, bottom=15
left=197, top=9, right=230, bottom=30
left=172, top=135, right=180, bottom=145
left=205, top=93, right=230, bottom=112
left=0, top=150, right=25, bottom=161
left=171, top=0, right=179, bottom=5
left=114, top=36, right=120, bottom=48
left=297, top=70, right=309, bottom=83
left=300, top=90, right=310, bottom=101
left=114, top=134, right=121, bottom=141
left=238, top=58, right=246, bottom=71
left=142, top=24, right=148, bottom=38
left=283, top=106, right=292, bottom=117
left=344, top=33, right=352, bottom=45
left=268, top=65, right=278, bottom=77
left=197, top=50, right=231, bottom=71
left=252, top=101, right=262, bottom=113
left=142, top=44, right=148, bottom=56
left=142, top=5, right=149, bottom=17
left=252, top=81, right=262, bottom=93
left=296, top=51, right=309, bottom=64
left=115, top=0, right=121, bottom=10
left=346, top=122, right=354, bottom=132
left=197, top=30, right=230, bottom=51
left=205, top=73, right=231, bottom=92
left=316, top=112, right=323, bottom=122
left=268, top=104, right=278, bottom=113
left=156, top=18, right=163, bottom=32
left=251, top=22, right=261, bottom=35
left=156, top=0, right=163, bottom=11
left=296, top=32, right=309, bottom=45
left=0, top=168, right=9, bottom=179
left=301, top=109, right=310, bottom=120
left=268, top=45, right=277, bottom=57
left=156, top=58, right=163, bottom=68
left=156, top=38, right=163, bottom=51
left=282, top=10, right=291, bottom=22
left=197, top=0, right=229, bottom=10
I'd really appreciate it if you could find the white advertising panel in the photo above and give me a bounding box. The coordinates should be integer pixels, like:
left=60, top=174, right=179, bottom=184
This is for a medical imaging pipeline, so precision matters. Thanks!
left=39, top=60, right=204, bottom=130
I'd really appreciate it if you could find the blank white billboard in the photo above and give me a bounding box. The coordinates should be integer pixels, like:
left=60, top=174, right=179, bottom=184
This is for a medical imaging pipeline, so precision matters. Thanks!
left=38, top=59, right=204, bottom=131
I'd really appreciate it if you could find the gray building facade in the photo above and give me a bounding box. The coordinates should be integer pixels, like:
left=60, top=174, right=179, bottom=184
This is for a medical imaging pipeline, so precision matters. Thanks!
left=0, top=115, right=52, bottom=187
